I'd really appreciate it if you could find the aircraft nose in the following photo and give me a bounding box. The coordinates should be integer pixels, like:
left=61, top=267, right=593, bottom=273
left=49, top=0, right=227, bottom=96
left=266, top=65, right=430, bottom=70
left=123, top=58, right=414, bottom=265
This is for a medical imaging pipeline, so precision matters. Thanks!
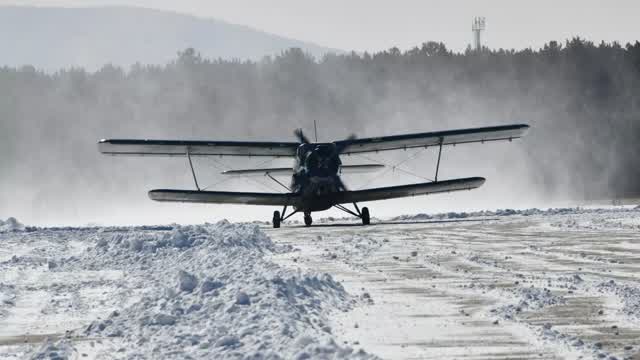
left=313, top=178, right=334, bottom=195
left=316, top=184, right=327, bottom=195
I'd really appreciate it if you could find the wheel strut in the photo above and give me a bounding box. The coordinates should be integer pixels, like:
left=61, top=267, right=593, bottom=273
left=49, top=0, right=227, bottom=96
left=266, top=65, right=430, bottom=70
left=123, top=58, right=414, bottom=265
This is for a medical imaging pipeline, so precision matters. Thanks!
left=333, top=203, right=371, bottom=225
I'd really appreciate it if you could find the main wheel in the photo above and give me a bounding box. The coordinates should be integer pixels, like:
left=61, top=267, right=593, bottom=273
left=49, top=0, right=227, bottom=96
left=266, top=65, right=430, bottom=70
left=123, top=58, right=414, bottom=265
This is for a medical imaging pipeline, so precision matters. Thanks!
left=304, top=213, right=313, bottom=227
left=272, top=210, right=281, bottom=228
left=361, top=207, right=370, bottom=225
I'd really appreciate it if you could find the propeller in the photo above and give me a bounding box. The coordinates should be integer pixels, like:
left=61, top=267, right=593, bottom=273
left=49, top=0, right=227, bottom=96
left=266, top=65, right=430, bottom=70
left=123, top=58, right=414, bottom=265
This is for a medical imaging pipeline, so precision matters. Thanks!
left=344, top=133, right=357, bottom=142
left=333, top=133, right=357, bottom=154
left=294, top=128, right=310, bottom=144
left=332, top=133, right=357, bottom=191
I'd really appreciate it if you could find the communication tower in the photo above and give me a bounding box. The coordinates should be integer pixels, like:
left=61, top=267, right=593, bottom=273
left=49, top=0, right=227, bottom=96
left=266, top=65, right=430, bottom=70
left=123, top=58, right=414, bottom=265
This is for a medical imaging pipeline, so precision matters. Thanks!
left=472, top=17, right=486, bottom=51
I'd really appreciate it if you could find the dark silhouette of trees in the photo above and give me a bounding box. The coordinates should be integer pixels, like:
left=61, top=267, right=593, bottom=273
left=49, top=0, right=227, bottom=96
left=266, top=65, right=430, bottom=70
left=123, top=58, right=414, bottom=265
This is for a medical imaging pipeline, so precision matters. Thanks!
left=2, top=38, right=640, bottom=218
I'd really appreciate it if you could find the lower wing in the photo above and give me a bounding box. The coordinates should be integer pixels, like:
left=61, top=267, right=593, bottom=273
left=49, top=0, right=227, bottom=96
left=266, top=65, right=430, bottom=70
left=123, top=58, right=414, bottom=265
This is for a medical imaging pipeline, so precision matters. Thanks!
left=334, top=177, right=485, bottom=204
left=148, top=189, right=299, bottom=206
left=148, top=177, right=484, bottom=206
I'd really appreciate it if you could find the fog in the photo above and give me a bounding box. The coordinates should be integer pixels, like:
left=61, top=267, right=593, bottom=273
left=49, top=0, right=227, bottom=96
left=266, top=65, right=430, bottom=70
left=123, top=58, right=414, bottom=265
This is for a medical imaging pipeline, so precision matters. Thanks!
left=2, top=40, right=640, bottom=226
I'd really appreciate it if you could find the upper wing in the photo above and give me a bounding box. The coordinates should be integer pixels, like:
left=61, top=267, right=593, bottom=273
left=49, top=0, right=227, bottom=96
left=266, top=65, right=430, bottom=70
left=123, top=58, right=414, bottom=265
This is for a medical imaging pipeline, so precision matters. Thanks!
left=99, top=139, right=299, bottom=157
left=148, top=189, right=299, bottom=206
left=334, top=177, right=485, bottom=204
left=220, top=164, right=385, bottom=176
left=335, top=124, right=529, bottom=155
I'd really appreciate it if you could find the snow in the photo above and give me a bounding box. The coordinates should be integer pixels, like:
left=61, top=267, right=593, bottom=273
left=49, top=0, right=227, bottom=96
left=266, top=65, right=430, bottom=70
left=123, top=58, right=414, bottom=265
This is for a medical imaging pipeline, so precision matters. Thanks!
left=391, top=206, right=640, bottom=222
left=0, top=218, right=24, bottom=232
left=29, top=340, right=74, bottom=360
left=270, top=206, right=640, bottom=359
left=0, top=221, right=375, bottom=359
left=495, top=286, right=567, bottom=320
left=2, top=207, right=640, bottom=359
left=597, top=280, right=640, bottom=321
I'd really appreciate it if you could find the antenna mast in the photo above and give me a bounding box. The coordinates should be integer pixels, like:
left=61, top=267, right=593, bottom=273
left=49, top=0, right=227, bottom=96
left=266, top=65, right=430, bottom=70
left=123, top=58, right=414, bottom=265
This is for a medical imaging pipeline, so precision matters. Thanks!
left=472, top=17, right=486, bottom=51
left=313, top=120, right=318, bottom=142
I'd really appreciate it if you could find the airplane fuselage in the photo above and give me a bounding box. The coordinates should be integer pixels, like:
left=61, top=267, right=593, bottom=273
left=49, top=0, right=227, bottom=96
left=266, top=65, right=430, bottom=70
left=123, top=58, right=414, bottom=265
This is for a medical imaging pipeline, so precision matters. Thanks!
left=290, top=143, right=344, bottom=212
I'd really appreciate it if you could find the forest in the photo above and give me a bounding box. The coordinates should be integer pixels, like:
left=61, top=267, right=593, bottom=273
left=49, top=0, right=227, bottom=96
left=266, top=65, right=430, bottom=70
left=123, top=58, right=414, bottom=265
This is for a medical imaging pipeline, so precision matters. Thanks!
left=1, top=38, right=640, bottom=221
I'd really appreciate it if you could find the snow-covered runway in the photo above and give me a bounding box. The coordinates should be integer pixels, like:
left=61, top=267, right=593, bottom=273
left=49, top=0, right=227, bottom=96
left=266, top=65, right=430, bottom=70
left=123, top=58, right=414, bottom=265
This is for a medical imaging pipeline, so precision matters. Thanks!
left=1, top=208, right=640, bottom=359
left=268, top=209, right=640, bottom=360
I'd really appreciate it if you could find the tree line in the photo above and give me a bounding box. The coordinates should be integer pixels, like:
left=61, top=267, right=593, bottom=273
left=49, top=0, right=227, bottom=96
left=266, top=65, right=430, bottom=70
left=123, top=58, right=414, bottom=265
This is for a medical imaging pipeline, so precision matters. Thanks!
left=1, top=38, right=640, bottom=219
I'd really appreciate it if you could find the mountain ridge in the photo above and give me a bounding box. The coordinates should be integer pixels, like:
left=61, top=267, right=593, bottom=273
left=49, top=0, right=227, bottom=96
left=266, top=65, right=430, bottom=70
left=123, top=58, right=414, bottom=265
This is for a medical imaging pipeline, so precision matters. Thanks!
left=0, top=5, right=339, bottom=71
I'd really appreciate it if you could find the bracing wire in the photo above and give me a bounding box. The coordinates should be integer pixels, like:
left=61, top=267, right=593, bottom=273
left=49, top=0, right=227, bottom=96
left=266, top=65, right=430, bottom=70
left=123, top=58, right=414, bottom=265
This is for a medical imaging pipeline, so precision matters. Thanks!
left=195, top=155, right=291, bottom=193
left=352, top=148, right=434, bottom=190
left=201, top=176, right=234, bottom=191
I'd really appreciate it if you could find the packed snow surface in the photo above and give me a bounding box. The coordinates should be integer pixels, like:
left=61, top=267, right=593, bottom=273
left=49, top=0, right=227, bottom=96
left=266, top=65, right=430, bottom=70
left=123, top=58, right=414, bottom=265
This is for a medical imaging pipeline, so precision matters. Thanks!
left=269, top=207, right=640, bottom=360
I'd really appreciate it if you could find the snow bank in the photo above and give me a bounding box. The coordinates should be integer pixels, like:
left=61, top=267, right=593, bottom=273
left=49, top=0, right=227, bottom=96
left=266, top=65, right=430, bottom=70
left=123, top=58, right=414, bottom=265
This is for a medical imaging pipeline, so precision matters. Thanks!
left=47, top=221, right=374, bottom=359
left=392, top=207, right=640, bottom=221
left=0, top=217, right=24, bottom=232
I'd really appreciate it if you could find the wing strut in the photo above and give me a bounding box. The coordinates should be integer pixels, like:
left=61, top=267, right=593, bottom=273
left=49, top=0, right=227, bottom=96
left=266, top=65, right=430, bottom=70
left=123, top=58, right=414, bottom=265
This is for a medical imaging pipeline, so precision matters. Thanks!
left=279, top=205, right=298, bottom=221
left=435, top=138, right=443, bottom=182
left=266, top=172, right=291, bottom=191
left=333, top=203, right=363, bottom=218
left=186, top=147, right=200, bottom=191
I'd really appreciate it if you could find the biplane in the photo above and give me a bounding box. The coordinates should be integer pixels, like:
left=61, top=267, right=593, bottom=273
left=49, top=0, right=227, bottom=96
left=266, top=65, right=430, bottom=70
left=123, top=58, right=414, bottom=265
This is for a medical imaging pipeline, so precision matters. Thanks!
left=98, top=124, right=529, bottom=227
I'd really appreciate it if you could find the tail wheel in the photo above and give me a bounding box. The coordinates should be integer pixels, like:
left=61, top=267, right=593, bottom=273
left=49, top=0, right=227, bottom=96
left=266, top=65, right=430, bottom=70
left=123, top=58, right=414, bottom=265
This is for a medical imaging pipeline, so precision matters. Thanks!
left=361, top=207, right=370, bottom=225
left=272, top=211, right=281, bottom=228
left=304, top=213, right=313, bottom=227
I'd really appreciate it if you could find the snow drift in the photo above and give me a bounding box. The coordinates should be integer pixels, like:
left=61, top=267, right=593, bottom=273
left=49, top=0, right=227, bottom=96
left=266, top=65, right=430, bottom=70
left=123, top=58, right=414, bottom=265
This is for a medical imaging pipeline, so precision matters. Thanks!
left=0, top=217, right=24, bottom=232
left=23, top=221, right=374, bottom=359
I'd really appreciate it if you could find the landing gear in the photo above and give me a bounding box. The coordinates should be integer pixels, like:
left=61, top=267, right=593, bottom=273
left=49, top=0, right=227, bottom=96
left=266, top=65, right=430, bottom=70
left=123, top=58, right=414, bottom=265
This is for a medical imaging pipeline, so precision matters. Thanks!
left=271, top=206, right=300, bottom=228
left=361, top=207, right=370, bottom=225
left=272, top=210, right=281, bottom=228
left=333, top=202, right=371, bottom=225
left=304, top=213, right=313, bottom=227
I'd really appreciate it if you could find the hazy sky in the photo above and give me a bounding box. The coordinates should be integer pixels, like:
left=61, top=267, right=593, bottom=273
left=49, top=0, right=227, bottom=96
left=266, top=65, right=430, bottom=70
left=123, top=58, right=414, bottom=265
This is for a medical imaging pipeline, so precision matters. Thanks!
left=1, top=0, right=638, bottom=52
